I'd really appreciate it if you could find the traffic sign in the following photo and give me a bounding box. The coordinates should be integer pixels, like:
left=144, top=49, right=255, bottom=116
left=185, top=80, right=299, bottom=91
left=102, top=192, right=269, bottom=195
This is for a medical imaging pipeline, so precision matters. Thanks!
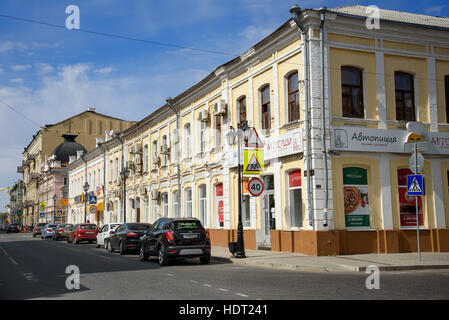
left=39, top=202, right=46, bottom=211
left=56, top=210, right=63, bottom=217
left=88, top=195, right=97, bottom=205
left=409, top=152, right=424, bottom=174
left=247, top=177, right=264, bottom=197
left=89, top=205, right=97, bottom=214
left=40, top=212, right=45, bottom=218
left=407, top=175, right=424, bottom=196
left=243, top=149, right=264, bottom=174
left=245, top=128, right=264, bottom=149
left=61, top=198, right=68, bottom=206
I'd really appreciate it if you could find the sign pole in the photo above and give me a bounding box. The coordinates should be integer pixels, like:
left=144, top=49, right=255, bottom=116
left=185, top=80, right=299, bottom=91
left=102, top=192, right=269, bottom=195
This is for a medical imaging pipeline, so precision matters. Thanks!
left=414, top=143, right=421, bottom=262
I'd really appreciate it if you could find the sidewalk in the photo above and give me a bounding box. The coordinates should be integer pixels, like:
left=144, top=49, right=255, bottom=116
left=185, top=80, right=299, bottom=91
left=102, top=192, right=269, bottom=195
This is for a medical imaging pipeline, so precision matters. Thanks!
left=210, top=246, right=449, bottom=273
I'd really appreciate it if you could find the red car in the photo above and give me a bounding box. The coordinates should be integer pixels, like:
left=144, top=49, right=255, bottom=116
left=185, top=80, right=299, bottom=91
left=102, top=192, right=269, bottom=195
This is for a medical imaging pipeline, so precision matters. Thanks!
left=67, top=223, right=99, bottom=244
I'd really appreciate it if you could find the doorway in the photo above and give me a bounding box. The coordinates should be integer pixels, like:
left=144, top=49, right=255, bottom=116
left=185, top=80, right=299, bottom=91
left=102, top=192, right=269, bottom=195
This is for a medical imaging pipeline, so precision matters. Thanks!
left=259, top=174, right=275, bottom=248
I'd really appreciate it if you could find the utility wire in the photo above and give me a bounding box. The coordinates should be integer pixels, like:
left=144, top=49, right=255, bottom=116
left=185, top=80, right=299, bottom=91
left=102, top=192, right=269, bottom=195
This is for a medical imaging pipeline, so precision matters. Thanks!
left=0, top=13, right=238, bottom=57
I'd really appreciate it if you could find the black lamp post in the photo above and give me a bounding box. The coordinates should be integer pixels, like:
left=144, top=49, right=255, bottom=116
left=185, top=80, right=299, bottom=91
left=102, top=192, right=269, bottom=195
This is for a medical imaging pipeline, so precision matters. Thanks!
left=53, top=194, right=57, bottom=224
left=83, top=182, right=89, bottom=223
left=120, top=167, right=130, bottom=223
left=226, top=120, right=251, bottom=259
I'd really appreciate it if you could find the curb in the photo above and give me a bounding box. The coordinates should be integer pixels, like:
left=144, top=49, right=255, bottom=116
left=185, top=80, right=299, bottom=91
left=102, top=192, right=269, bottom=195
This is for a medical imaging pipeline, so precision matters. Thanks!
left=357, top=265, right=449, bottom=272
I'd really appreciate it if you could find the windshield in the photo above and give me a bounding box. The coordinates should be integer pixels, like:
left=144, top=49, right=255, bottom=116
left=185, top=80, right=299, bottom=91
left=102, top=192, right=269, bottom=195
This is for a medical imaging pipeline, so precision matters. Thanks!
left=127, top=223, right=151, bottom=231
left=80, top=225, right=97, bottom=229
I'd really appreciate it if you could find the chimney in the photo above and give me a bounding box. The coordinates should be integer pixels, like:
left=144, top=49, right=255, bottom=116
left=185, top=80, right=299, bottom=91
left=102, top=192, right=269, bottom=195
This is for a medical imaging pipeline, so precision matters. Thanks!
left=87, top=107, right=96, bottom=112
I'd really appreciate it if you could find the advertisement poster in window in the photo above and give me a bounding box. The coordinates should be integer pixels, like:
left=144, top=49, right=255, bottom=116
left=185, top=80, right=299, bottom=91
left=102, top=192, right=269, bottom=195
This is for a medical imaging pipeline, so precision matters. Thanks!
left=343, top=167, right=370, bottom=228
left=398, top=168, right=423, bottom=227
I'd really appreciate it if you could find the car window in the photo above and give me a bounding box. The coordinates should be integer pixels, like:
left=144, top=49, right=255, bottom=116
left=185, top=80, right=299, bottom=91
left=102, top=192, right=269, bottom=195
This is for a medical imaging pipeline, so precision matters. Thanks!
left=80, top=224, right=97, bottom=229
left=127, top=223, right=151, bottom=231
left=172, top=221, right=202, bottom=230
left=111, top=224, right=120, bottom=231
left=116, top=226, right=125, bottom=233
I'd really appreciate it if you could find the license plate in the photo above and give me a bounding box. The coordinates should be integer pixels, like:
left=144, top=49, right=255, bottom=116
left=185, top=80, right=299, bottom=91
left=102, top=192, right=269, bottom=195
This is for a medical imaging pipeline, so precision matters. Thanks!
left=86, top=232, right=94, bottom=234
left=182, top=233, right=199, bottom=239
left=179, top=248, right=203, bottom=255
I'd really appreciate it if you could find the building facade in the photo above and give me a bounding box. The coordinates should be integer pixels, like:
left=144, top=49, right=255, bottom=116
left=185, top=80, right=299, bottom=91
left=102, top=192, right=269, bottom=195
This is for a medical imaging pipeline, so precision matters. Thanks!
left=67, top=6, right=449, bottom=255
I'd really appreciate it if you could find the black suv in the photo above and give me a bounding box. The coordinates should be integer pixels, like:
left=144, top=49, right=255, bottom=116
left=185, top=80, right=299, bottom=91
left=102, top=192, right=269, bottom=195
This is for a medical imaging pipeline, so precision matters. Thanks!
left=108, top=223, right=152, bottom=255
left=6, top=223, right=20, bottom=233
left=139, top=218, right=211, bottom=266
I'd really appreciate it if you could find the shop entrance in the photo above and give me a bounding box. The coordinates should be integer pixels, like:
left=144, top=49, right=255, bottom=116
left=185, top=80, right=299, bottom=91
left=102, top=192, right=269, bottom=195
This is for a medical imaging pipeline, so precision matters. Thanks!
left=258, top=175, right=275, bottom=248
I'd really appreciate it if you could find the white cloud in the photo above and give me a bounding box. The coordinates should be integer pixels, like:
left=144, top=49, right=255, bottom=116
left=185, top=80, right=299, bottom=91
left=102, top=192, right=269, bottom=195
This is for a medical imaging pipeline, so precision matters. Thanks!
left=11, top=64, right=32, bottom=71
left=93, top=67, right=113, bottom=74
left=35, top=63, right=54, bottom=75
left=9, top=78, right=24, bottom=84
left=0, top=41, right=28, bottom=54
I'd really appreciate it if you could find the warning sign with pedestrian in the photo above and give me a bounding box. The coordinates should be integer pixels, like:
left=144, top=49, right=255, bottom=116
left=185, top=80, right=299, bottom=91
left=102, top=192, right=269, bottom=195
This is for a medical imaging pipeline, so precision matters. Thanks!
left=407, top=174, right=424, bottom=196
left=243, top=149, right=264, bottom=174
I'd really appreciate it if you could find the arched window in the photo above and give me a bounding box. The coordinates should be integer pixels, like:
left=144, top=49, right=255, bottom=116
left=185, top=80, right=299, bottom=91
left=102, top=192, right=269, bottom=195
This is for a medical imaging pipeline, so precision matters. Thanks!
left=184, top=123, right=191, bottom=158
left=237, top=96, right=247, bottom=125
left=341, top=66, right=364, bottom=118
left=161, top=193, right=168, bottom=217
left=172, top=190, right=179, bottom=218
left=287, top=72, right=300, bottom=122
left=395, top=71, right=415, bottom=121
left=260, top=85, right=271, bottom=130
left=198, top=184, right=207, bottom=226
left=184, top=188, right=192, bottom=217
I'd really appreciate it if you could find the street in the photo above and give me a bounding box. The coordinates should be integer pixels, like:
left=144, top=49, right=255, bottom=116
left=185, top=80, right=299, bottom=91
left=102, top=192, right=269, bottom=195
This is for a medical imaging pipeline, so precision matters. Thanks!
left=1, top=232, right=449, bottom=300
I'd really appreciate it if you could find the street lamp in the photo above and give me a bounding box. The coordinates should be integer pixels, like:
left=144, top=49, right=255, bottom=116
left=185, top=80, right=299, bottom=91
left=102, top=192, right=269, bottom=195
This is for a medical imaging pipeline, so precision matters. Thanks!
left=226, top=120, right=251, bottom=259
left=83, top=182, right=89, bottom=223
left=120, top=167, right=130, bottom=223
left=53, top=194, right=57, bottom=224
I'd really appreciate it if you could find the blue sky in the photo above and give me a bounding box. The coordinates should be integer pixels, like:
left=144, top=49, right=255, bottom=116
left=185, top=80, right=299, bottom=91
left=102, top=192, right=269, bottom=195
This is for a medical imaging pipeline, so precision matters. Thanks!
left=0, top=0, right=448, bottom=210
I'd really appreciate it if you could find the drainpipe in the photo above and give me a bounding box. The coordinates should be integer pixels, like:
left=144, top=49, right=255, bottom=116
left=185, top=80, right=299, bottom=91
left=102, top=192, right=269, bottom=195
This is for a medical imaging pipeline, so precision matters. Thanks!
left=320, top=8, right=329, bottom=227
left=98, top=142, right=108, bottom=226
left=290, top=5, right=314, bottom=228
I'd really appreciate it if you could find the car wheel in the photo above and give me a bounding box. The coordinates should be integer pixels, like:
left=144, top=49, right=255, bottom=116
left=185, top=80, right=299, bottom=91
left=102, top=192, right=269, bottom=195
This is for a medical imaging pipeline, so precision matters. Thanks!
left=107, top=240, right=114, bottom=252
left=74, top=236, right=79, bottom=244
left=158, top=246, right=169, bottom=266
left=200, top=255, right=211, bottom=265
left=67, top=237, right=70, bottom=243
left=33, top=234, right=36, bottom=238
left=139, top=244, right=148, bottom=262
left=119, top=241, right=127, bottom=255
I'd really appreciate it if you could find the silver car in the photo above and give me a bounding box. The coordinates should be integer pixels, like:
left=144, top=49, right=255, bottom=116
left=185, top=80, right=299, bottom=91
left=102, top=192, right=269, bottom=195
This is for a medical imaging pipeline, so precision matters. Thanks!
left=41, top=224, right=58, bottom=239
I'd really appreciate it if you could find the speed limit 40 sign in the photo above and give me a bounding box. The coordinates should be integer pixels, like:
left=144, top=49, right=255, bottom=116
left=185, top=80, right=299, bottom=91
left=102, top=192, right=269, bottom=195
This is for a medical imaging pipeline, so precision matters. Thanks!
left=248, top=177, right=264, bottom=197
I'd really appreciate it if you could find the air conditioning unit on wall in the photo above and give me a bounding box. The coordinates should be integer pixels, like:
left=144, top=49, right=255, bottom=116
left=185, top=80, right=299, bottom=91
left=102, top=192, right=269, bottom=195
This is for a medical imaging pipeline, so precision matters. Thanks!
left=160, top=143, right=170, bottom=155
left=214, top=99, right=227, bottom=116
left=198, top=110, right=209, bottom=122
left=151, top=190, right=160, bottom=200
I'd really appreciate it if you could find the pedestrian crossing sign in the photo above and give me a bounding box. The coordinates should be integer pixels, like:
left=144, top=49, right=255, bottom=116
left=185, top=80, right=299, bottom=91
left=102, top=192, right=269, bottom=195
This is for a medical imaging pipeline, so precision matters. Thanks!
left=407, top=174, right=424, bottom=196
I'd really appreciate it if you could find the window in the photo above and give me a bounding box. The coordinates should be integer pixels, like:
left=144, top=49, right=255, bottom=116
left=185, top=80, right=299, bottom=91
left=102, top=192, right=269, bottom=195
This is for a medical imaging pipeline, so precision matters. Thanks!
left=215, top=184, right=224, bottom=227
left=162, top=135, right=168, bottom=166
left=287, top=72, right=300, bottom=122
left=395, top=71, right=415, bottom=121
left=398, top=168, right=423, bottom=228
left=242, top=195, right=250, bottom=228
left=341, top=66, right=364, bottom=118
left=185, top=188, right=192, bottom=217
left=152, top=140, right=158, bottom=168
left=184, top=123, right=191, bottom=158
left=237, top=96, right=247, bottom=124
left=171, top=130, right=178, bottom=163
left=198, top=185, right=207, bottom=226
left=288, top=170, right=302, bottom=228
left=151, top=199, right=158, bottom=222
left=200, top=121, right=206, bottom=154
left=343, top=167, right=370, bottom=229
left=172, top=190, right=179, bottom=218
left=161, top=193, right=168, bottom=217
left=261, top=85, right=271, bottom=130
left=115, top=158, right=119, bottom=180
left=215, top=115, right=222, bottom=148
left=445, top=75, right=449, bottom=123
left=143, top=144, right=148, bottom=172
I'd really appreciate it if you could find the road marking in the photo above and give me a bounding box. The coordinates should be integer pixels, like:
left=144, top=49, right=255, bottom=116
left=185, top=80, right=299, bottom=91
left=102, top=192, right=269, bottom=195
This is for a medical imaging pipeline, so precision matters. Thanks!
left=166, top=273, right=174, bottom=277
left=190, top=280, right=198, bottom=283
left=203, top=283, right=212, bottom=288
left=235, top=293, right=249, bottom=297
left=218, top=288, right=229, bottom=292
left=0, top=246, right=9, bottom=257
left=9, top=257, right=18, bottom=265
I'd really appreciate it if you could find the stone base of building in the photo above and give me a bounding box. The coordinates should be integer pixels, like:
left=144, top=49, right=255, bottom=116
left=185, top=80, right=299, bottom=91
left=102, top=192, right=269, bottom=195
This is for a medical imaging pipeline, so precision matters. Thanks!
left=207, top=228, right=449, bottom=256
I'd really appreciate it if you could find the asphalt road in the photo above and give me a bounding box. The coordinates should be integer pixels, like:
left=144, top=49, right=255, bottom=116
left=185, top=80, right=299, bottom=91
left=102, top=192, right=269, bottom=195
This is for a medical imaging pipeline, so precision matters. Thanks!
left=1, top=232, right=449, bottom=300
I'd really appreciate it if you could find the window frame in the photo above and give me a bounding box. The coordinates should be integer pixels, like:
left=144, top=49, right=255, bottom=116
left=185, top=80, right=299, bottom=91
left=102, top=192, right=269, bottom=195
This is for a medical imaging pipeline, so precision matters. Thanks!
left=341, top=66, right=364, bottom=119
left=394, top=71, right=416, bottom=121
left=260, top=85, right=271, bottom=130
left=287, top=72, right=300, bottom=123
left=237, top=96, right=247, bottom=125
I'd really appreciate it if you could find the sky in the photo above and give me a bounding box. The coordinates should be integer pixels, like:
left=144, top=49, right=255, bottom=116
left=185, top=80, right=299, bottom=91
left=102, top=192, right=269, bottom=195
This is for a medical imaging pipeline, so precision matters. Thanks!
left=0, top=0, right=448, bottom=210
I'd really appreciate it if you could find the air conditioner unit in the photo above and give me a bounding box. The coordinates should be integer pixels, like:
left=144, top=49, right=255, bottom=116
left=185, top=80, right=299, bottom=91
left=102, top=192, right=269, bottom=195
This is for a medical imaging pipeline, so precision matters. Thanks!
left=214, top=99, right=227, bottom=116
left=151, top=190, right=160, bottom=200
left=160, top=143, right=170, bottom=155
left=198, top=110, right=209, bottom=122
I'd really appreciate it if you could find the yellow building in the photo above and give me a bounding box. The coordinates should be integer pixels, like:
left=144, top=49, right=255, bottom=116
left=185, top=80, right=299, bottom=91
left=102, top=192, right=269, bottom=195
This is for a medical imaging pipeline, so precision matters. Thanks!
left=76, top=5, right=449, bottom=255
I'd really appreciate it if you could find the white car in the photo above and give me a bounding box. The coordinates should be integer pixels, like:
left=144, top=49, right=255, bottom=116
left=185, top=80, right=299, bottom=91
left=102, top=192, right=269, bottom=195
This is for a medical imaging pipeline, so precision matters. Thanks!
left=96, top=223, right=121, bottom=248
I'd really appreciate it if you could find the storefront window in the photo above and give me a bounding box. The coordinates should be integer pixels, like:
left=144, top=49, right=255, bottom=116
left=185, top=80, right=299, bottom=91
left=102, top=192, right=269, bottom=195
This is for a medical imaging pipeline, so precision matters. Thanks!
left=398, top=168, right=423, bottom=227
left=343, top=167, right=370, bottom=229
left=288, top=170, right=302, bottom=228
left=215, top=184, right=224, bottom=227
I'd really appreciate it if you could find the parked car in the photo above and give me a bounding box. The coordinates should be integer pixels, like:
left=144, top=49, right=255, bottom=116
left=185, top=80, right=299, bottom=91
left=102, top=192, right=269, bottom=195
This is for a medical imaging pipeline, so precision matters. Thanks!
left=96, top=223, right=121, bottom=248
left=6, top=223, right=20, bottom=233
left=139, top=218, right=211, bottom=266
left=0, top=224, right=6, bottom=231
left=33, top=223, right=48, bottom=237
left=107, top=223, right=152, bottom=255
left=53, top=223, right=74, bottom=241
left=67, top=224, right=99, bottom=244
left=41, top=224, right=58, bottom=239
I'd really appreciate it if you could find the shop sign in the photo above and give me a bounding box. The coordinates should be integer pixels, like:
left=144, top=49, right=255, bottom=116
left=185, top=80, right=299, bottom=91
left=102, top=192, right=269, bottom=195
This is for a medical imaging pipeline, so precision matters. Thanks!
left=331, top=126, right=449, bottom=155
left=264, top=128, right=303, bottom=161
left=343, top=167, right=370, bottom=229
